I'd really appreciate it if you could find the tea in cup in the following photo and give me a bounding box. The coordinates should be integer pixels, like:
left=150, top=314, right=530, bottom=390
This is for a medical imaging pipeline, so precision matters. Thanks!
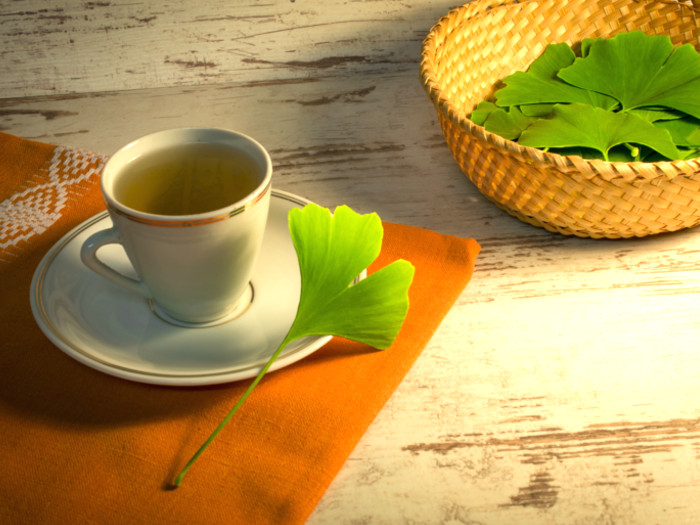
left=81, top=127, right=272, bottom=325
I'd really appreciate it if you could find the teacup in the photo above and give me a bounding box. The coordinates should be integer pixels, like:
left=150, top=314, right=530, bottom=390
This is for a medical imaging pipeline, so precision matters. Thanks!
left=80, top=127, right=272, bottom=326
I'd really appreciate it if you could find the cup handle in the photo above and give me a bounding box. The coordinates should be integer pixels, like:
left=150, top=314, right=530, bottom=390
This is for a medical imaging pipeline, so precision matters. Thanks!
left=80, top=227, right=152, bottom=299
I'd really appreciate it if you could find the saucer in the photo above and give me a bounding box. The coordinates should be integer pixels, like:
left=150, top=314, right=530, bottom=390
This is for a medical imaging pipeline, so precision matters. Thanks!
left=30, top=189, right=332, bottom=386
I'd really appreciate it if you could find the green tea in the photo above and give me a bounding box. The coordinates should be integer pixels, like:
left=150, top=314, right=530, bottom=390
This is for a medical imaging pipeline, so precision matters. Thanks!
left=114, top=143, right=262, bottom=215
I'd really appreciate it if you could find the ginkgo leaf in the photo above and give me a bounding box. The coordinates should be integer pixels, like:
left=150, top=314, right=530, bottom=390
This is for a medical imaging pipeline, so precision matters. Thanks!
left=689, top=129, right=700, bottom=146
left=519, top=104, right=555, bottom=117
left=628, top=108, right=684, bottom=123
left=558, top=31, right=700, bottom=119
left=471, top=102, right=536, bottom=139
left=174, top=204, right=415, bottom=486
left=580, top=37, right=601, bottom=57
left=680, top=147, right=700, bottom=160
left=653, top=117, right=700, bottom=147
left=518, top=103, right=682, bottom=161
left=481, top=106, right=535, bottom=140
left=286, top=204, right=415, bottom=349
left=495, top=42, right=618, bottom=110
left=470, top=101, right=498, bottom=126
left=548, top=146, right=638, bottom=162
left=645, top=146, right=700, bottom=162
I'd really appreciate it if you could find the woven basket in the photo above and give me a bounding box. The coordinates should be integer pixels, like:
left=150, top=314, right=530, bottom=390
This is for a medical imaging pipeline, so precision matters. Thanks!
left=420, top=0, right=700, bottom=238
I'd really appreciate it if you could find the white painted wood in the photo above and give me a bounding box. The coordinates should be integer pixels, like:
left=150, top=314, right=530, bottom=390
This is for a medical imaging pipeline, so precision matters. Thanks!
left=0, top=0, right=453, bottom=98
left=3, top=1, right=700, bottom=523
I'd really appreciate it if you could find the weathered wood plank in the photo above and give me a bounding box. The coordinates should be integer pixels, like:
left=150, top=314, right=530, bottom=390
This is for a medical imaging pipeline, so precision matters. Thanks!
left=0, top=0, right=458, bottom=97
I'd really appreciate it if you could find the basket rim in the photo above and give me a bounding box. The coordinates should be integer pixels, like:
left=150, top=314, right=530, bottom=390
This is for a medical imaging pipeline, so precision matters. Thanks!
left=419, top=0, right=700, bottom=181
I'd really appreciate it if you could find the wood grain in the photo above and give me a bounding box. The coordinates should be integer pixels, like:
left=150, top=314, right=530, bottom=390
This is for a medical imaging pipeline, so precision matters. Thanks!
left=2, top=1, right=700, bottom=523
left=0, top=0, right=443, bottom=97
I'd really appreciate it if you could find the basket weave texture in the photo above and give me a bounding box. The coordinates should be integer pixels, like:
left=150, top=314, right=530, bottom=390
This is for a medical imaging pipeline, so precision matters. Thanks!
left=420, top=0, right=700, bottom=238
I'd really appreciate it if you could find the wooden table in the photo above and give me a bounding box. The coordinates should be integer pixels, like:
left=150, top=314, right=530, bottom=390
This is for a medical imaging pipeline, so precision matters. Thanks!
left=3, top=2, right=700, bottom=523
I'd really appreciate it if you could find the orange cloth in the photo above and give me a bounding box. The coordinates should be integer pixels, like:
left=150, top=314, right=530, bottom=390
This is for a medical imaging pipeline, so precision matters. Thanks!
left=0, top=131, right=480, bottom=524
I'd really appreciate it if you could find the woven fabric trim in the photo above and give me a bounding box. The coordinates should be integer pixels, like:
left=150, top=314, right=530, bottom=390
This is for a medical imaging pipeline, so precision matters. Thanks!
left=0, top=146, right=106, bottom=264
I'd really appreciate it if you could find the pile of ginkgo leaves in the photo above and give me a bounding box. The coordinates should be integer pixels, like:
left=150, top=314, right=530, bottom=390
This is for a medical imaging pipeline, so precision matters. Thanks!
left=471, top=31, right=700, bottom=162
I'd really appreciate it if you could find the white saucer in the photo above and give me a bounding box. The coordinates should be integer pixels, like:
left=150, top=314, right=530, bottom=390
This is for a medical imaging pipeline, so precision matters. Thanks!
left=30, top=189, right=332, bottom=386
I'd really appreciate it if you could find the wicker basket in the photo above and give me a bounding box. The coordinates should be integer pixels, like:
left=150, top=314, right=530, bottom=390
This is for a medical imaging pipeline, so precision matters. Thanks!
left=420, top=0, right=700, bottom=238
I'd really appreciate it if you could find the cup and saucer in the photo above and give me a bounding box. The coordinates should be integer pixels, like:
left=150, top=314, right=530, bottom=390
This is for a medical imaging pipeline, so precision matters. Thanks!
left=30, top=189, right=332, bottom=386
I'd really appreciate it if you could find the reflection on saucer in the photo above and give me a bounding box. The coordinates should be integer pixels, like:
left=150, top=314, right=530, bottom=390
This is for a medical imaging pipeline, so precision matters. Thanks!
left=148, top=282, right=255, bottom=328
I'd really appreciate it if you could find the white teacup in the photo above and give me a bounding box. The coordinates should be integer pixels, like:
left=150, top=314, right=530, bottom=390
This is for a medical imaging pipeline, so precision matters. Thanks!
left=81, top=127, right=272, bottom=326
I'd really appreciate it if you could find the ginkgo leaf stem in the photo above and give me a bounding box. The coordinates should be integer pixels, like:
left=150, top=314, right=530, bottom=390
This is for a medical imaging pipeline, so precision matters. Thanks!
left=623, top=142, right=640, bottom=160
left=173, top=333, right=295, bottom=488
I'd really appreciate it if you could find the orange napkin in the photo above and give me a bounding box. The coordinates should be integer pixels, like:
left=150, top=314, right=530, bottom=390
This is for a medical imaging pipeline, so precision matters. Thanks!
left=0, top=131, right=480, bottom=524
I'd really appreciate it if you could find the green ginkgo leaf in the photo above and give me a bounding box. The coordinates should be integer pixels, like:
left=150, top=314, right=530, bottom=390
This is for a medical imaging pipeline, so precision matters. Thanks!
left=482, top=106, right=536, bottom=140
left=580, top=37, right=601, bottom=57
left=495, top=42, right=618, bottom=110
left=518, top=103, right=682, bottom=161
left=558, top=31, right=700, bottom=119
left=653, top=117, right=700, bottom=147
left=470, top=101, right=499, bottom=126
left=548, top=146, right=640, bottom=162
left=628, top=108, right=684, bottom=123
left=173, top=204, right=415, bottom=487
left=680, top=148, right=700, bottom=160
left=471, top=102, right=537, bottom=139
left=286, top=204, right=415, bottom=348
left=689, top=129, right=700, bottom=147
left=519, top=104, right=555, bottom=117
